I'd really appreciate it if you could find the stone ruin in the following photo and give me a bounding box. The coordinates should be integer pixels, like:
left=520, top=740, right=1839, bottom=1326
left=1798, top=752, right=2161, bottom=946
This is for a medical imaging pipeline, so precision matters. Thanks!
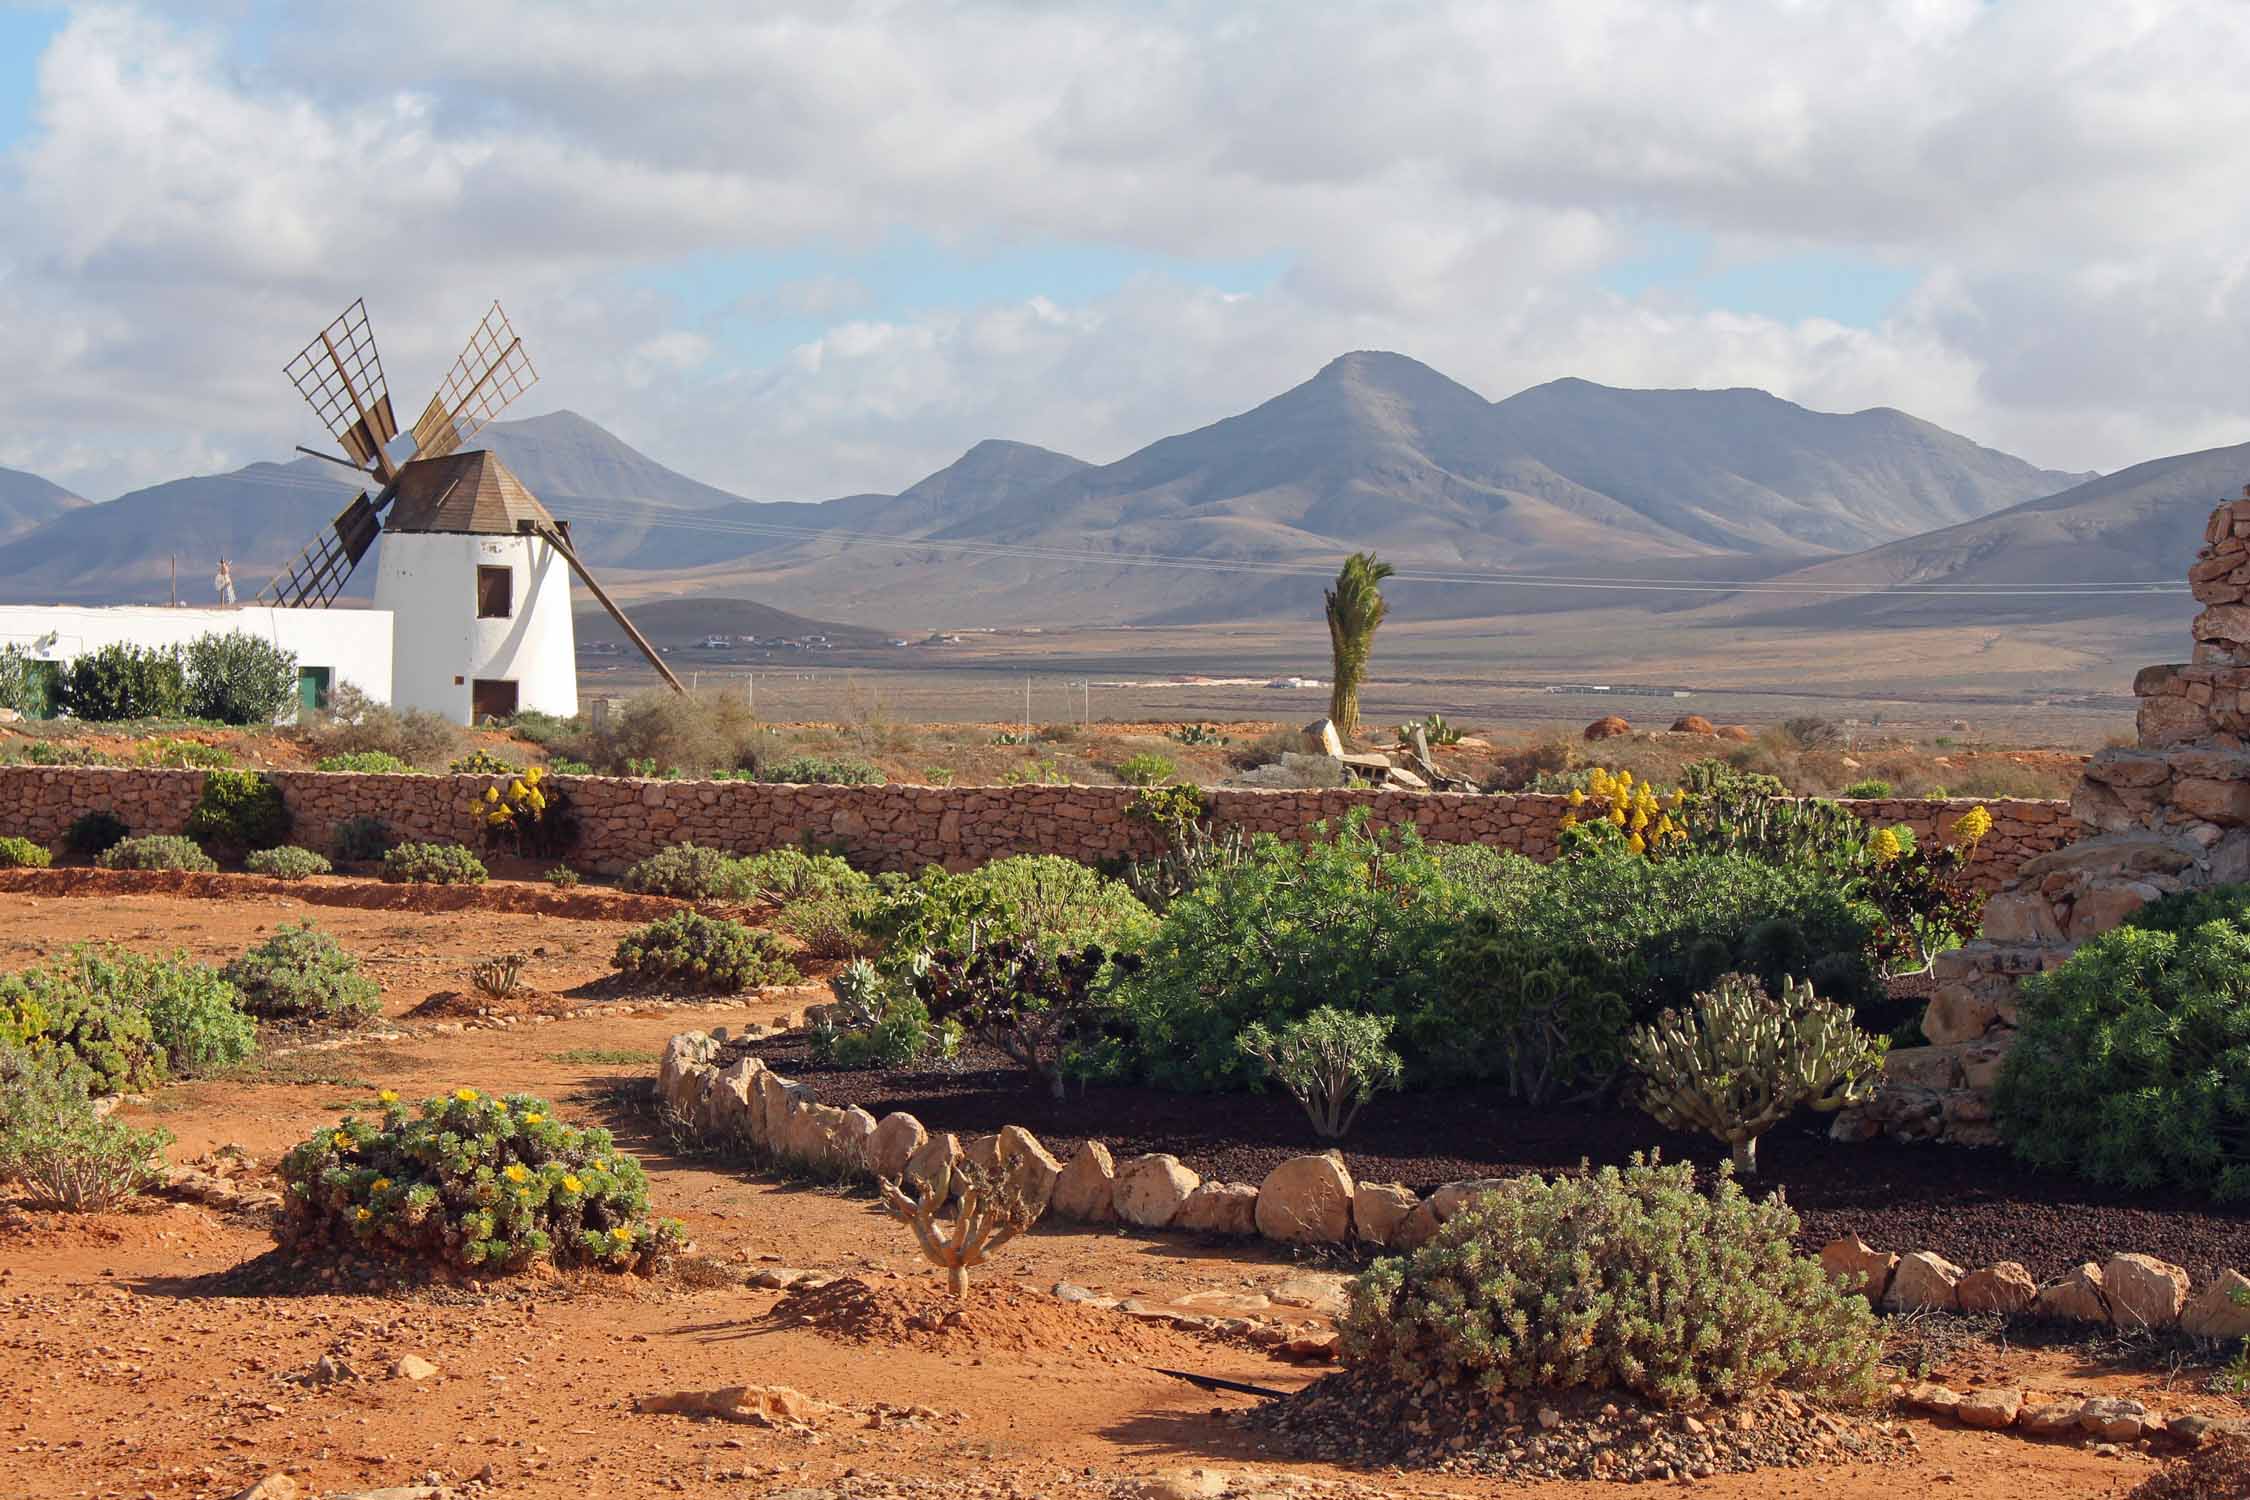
left=1843, top=486, right=2250, bottom=1147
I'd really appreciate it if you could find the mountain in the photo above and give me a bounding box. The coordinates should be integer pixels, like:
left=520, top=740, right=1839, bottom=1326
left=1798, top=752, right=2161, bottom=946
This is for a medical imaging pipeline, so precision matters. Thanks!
left=478, top=410, right=745, bottom=511
left=0, top=467, right=89, bottom=541
left=573, top=596, right=892, bottom=650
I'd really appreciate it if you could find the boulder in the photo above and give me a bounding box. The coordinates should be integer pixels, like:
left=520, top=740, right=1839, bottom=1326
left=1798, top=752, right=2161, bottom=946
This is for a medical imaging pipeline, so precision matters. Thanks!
left=1885, top=1250, right=1964, bottom=1313
left=2182, top=1269, right=2250, bottom=1341
left=1300, top=719, right=1346, bottom=758
left=1715, top=724, right=1754, bottom=742
left=1584, top=715, right=1631, bottom=741
left=997, top=1125, right=1064, bottom=1217
left=1427, top=1177, right=1510, bottom=1219
left=1956, top=1389, right=2023, bottom=1430
left=868, top=1112, right=928, bottom=1182
left=1050, top=1140, right=1118, bottom=1223
left=2034, top=1262, right=2110, bottom=1324
left=1173, top=1181, right=1260, bottom=1236
left=1114, top=1154, right=1200, bottom=1228
left=707, top=1056, right=762, bottom=1138
left=2079, top=1396, right=2153, bottom=1442
left=2103, top=1252, right=2190, bottom=1329
left=786, top=1102, right=847, bottom=1166
left=964, top=1133, right=1003, bottom=1178
left=2020, top=1402, right=2084, bottom=1437
left=753, top=1069, right=812, bottom=1149
left=1254, top=1152, right=1355, bottom=1245
left=1352, top=1183, right=1419, bottom=1247
left=1903, top=1383, right=1961, bottom=1416
left=1818, top=1236, right=1898, bottom=1301
left=1669, top=715, right=1717, bottom=735
left=1390, top=1198, right=1442, bottom=1251
left=1955, top=1262, right=2038, bottom=1316
left=904, top=1131, right=963, bottom=1197
left=832, top=1106, right=878, bottom=1172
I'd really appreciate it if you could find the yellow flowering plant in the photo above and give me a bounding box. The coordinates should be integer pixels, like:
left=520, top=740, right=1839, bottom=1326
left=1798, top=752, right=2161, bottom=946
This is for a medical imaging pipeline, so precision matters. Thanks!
left=1557, top=767, right=1689, bottom=861
left=467, top=763, right=579, bottom=859
left=277, top=1087, right=681, bottom=1275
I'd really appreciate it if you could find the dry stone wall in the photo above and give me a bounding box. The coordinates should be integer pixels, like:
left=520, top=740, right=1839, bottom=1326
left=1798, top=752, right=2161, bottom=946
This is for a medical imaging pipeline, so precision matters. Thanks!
left=0, top=764, right=2072, bottom=883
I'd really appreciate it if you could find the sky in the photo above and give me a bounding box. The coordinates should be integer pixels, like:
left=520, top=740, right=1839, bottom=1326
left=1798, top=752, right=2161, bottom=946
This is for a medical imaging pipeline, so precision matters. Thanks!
left=1, top=0, right=2247, bottom=504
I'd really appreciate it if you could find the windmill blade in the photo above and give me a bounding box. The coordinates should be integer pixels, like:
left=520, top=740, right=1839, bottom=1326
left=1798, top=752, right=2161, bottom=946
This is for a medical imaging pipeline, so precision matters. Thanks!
left=410, top=302, right=538, bottom=463
left=257, top=493, right=385, bottom=608
left=284, top=300, right=399, bottom=481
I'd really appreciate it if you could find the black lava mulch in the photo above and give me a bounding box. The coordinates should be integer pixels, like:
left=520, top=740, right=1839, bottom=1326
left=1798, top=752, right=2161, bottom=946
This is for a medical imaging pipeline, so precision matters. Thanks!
left=734, top=1033, right=2250, bottom=1282
left=1238, top=1370, right=1910, bottom=1481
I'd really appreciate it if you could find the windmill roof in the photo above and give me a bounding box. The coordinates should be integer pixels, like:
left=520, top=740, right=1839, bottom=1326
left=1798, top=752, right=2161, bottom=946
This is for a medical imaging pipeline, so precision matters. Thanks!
left=384, top=450, right=556, bottom=534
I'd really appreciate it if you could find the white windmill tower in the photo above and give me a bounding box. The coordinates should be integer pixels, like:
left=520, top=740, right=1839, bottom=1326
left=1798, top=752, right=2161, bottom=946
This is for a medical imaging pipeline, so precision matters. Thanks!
left=257, top=299, right=683, bottom=723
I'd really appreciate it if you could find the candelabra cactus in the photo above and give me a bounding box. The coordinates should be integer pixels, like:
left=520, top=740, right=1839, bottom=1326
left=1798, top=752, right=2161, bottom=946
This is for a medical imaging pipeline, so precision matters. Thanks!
left=1625, top=973, right=1887, bottom=1173
left=877, top=1138, right=1043, bottom=1298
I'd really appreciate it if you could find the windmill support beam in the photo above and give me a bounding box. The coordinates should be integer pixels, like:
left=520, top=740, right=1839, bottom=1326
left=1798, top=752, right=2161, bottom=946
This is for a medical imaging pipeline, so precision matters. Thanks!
left=531, top=522, right=686, bottom=695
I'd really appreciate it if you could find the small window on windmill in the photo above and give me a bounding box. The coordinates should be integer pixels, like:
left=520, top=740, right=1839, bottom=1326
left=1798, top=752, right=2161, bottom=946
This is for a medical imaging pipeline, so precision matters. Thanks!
left=476, top=565, right=513, bottom=619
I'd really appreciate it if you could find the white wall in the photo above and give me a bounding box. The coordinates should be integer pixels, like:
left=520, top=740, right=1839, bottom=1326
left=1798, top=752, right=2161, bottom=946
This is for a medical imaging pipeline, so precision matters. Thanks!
left=373, top=531, right=578, bottom=724
left=0, top=604, right=394, bottom=715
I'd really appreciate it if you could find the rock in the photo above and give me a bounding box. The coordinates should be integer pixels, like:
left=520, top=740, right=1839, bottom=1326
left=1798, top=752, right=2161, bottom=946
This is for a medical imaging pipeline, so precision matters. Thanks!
left=1266, top=1274, right=1350, bottom=1317
left=2020, top=1403, right=2084, bottom=1437
left=1903, top=1383, right=1961, bottom=1416
left=635, top=1385, right=837, bottom=1426
left=1669, top=715, right=1716, bottom=735
left=2103, top=1252, right=2190, bottom=1329
left=997, top=1124, right=1063, bottom=1217
left=963, top=1132, right=1003, bottom=1178
left=832, top=1105, right=878, bottom=1172
left=1391, top=1198, right=1441, bottom=1250
left=389, top=1354, right=439, bottom=1382
left=1114, top=1153, right=1200, bottom=1228
left=786, top=1101, right=848, bottom=1166
left=1584, top=715, right=1632, bottom=741
left=1955, top=1262, right=2038, bottom=1316
left=1352, top=1182, right=1419, bottom=1247
left=1139, top=1468, right=1229, bottom=1500
left=1173, top=1181, right=1260, bottom=1236
left=230, top=1479, right=299, bottom=1500
left=1819, top=1236, right=1898, bottom=1301
left=1426, top=1177, right=1511, bottom=1219
left=1254, top=1151, right=1355, bottom=1245
left=1885, top=1251, right=1965, bottom=1313
left=1282, top=1332, right=1341, bottom=1361
left=1300, top=719, right=1346, bottom=758
left=1050, top=1140, right=1118, bottom=1223
left=868, top=1111, right=928, bottom=1182
left=1715, top=724, right=1754, bottom=741
left=2036, top=1262, right=2111, bottom=1324
left=1956, top=1389, right=2023, bottom=1429
left=2183, top=1269, right=2250, bottom=1340
left=903, top=1132, right=963, bottom=1197
left=2079, top=1396, right=2151, bottom=1442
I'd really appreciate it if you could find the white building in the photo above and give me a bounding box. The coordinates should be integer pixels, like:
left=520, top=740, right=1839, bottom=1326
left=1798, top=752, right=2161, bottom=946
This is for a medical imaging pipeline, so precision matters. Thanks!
left=368, top=451, right=579, bottom=723
left=0, top=604, right=393, bottom=717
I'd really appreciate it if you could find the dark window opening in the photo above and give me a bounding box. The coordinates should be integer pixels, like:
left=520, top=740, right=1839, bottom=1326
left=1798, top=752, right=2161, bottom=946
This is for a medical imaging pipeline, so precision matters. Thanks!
left=471, top=679, right=519, bottom=721
left=476, top=565, right=513, bottom=619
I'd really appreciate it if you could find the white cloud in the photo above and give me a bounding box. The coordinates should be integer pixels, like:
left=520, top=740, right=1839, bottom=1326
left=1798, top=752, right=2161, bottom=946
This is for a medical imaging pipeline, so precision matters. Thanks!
left=4, top=0, right=2248, bottom=501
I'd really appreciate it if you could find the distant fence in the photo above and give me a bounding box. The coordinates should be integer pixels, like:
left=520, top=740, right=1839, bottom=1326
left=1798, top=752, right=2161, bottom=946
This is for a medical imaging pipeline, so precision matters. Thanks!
left=0, top=766, right=2077, bottom=887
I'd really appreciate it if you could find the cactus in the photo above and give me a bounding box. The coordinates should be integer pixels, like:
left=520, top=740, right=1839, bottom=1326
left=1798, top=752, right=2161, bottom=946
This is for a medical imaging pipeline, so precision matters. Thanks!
left=1625, top=973, right=1887, bottom=1173
left=470, top=953, right=526, bottom=1001
left=876, top=1138, right=1042, bottom=1298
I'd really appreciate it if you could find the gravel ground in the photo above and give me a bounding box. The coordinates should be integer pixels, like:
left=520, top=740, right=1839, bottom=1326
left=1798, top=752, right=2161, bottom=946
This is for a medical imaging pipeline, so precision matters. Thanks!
left=739, top=1032, right=2250, bottom=1281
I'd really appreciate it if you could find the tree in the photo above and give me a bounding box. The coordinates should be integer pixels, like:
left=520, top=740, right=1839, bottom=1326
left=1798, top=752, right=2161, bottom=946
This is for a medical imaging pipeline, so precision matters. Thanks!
left=183, top=631, right=298, bottom=725
left=58, top=643, right=185, bottom=722
left=1325, top=551, right=1394, bottom=740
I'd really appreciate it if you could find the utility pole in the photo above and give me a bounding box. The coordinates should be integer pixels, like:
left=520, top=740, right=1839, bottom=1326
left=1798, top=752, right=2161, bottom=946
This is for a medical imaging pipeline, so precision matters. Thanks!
left=169, top=556, right=177, bottom=608
left=1024, top=675, right=1032, bottom=735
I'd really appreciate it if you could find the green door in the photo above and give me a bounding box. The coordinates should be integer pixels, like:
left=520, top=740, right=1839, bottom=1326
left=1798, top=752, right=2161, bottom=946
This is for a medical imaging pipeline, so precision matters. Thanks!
left=296, top=666, right=332, bottom=714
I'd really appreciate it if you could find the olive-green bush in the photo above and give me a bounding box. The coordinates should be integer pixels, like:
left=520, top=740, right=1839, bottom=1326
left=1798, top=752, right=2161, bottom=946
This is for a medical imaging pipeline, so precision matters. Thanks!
left=612, top=912, right=800, bottom=992
left=277, top=1088, right=681, bottom=1273
left=244, top=846, right=332, bottom=880
left=220, top=922, right=380, bottom=1025
left=380, top=842, right=488, bottom=885
left=0, top=944, right=255, bottom=1093
left=184, top=769, right=291, bottom=854
left=0, top=1043, right=173, bottom=1210
left=1340, top=1156, right=1880, bottom=1408
left=97, top=835, right=219, bottom=872
left=0, top=835, right=51, bottom=869
left=619, top=842, right=753, bottom=901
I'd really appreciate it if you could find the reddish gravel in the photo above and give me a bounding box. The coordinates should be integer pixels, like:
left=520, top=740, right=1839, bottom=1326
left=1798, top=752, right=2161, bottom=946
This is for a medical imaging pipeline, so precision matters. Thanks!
left=741, top=1033, right=2250, bottom=1281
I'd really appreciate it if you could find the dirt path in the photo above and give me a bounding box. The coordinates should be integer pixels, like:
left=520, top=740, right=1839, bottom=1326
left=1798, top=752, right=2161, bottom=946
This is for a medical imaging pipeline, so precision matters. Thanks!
left=0, top=895, right=2218, bottom=1500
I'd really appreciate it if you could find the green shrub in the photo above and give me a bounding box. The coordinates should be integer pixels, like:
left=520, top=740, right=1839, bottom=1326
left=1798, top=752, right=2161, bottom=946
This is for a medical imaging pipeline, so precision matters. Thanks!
left=0, top=944, right=253, bottom=1088
left=298, top=683, right=461, bottom=768
left=911, top=938, right=1120, bottom=1099
left=182, top=631, right=298, bottom=725
left=1626, top=973, right=1887, bottom=1173
left=1995, top=900, right=2250, bottom=1197
left=1113, top=751, right=1177, bottom=787
left=331, top=815, right=393, bottom=863
left=98, top=835, right=219, bottom=872
left=277, top=1088, right=682, bottom=1274
left=1236, top=1007, right=1403, bottom=1139
left=0, top=643, right=55, bottom=719
left=12, top=739, right=120, bottom=766
left=133, top=736, right=234, bottom=769
left=64, top=810, right=128, bottom=856
left=1840, top=778, right=1893, bottom=800
left=808, top=959, right=952, bottom=1069
left=501, top=709, right=583, bottom=747
left=220, top=922, right=380, bottom=1024
left=735, top=847, right=872, bottom=904
left=57, top=642, right=186, bottom=721
left=244, top=846, right=332, bottom=880
left=545, top=864, right=581, bottom=888
left=0, top=1044, right=172, bottom=1211
left=1404, top=910, right=1628, bottom=1102
left=0, top=835, right=51, bottom=869
left=570, top=687, right=760, bottom=777
left=859, top=855, right=1153, bottom=973
left=776, top=892, right=875, bottom=959
left=184, top=769, right=291, bottom=854
left=759, top=754, right=884, bottom=786
left=612, top=912, right=800, bottom=992
left=316, top=750, right=417, bottom=774
left=381, top=842, right=488, bottom=885
left=619, top=842, right=753, bottom=901
left=1340, top=1156, right=1881, bottom=1408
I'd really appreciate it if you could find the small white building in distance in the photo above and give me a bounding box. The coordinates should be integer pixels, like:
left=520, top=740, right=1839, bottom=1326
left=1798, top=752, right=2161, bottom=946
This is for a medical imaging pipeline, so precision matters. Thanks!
left=0, top=604, right=393, bottom=717
left=370, top=451, right=579, bottom=723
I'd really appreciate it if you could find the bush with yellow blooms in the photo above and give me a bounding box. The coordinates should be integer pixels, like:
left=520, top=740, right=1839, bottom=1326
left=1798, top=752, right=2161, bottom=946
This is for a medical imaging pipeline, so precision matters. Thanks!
left=1558, top=767, right=1689, bottom=858
left=469, top=763, right=578, bottom=859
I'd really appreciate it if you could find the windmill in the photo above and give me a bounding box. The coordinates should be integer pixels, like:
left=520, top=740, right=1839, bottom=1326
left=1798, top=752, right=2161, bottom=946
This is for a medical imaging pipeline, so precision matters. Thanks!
left=259, top=299, right=682, bottom=722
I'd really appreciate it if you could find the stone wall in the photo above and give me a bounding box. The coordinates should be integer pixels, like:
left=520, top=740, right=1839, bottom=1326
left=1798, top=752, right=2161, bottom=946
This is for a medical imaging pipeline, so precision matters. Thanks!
left=0, top=764, right=2073, bottom=883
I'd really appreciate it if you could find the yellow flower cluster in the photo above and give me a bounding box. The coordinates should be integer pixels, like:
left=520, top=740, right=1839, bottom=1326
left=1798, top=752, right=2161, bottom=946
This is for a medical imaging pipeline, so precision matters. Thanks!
left=502, top=1163, right=531, bottom=1184
left=1868, top=827, right=1904, bottom=864
left=1952, top=805, right=1993, bottom=845
left=455, top=1087, right=480, bottom=1103
left=479, top=765, right=550, bottom=830
left=377, top=1089, right=398, bottom=1106
left=1560, top=767, right=1687, bottom=855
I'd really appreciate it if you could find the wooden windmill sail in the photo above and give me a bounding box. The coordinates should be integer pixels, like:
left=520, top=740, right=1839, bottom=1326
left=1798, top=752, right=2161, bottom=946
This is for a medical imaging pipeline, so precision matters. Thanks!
left=258, top=299, right=681, bottom=692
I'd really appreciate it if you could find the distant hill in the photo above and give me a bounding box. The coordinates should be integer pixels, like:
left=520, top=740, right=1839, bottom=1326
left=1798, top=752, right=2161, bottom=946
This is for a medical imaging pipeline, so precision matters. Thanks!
left=0, top=467, right=89, bottom=542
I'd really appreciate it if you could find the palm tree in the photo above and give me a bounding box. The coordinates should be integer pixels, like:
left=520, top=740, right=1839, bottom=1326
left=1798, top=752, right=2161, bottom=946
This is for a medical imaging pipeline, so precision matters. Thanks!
left=1325, top=551, right=1394, bottom=740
